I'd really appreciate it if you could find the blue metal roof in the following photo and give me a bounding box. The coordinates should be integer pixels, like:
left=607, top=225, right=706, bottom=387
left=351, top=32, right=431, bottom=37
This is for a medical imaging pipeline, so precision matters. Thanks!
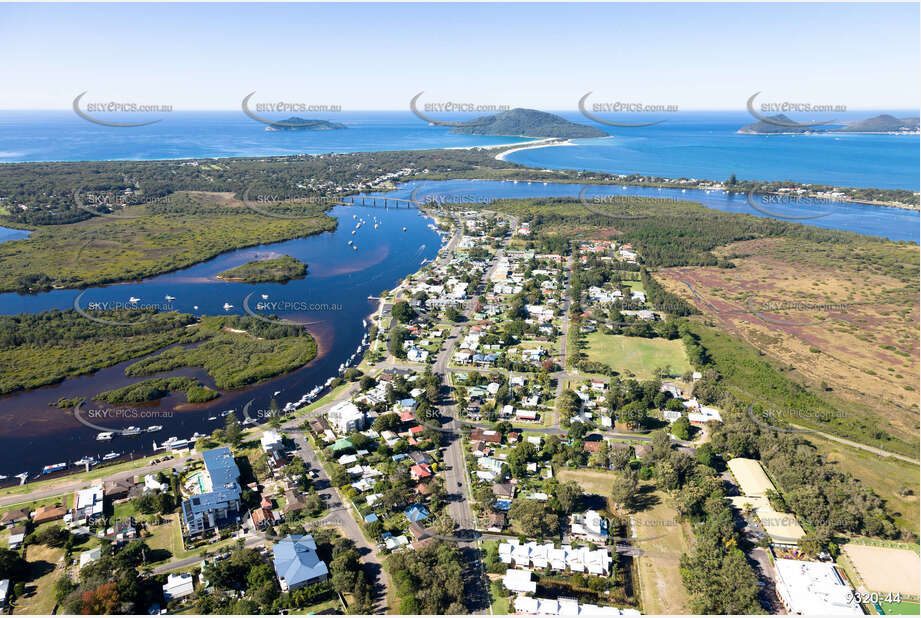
left=272, top=535, right=329, bottom=589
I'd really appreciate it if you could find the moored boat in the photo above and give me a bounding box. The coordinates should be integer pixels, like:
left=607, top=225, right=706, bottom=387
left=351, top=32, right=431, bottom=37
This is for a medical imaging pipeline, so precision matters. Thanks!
left=42, top=462, right=67, bottom=474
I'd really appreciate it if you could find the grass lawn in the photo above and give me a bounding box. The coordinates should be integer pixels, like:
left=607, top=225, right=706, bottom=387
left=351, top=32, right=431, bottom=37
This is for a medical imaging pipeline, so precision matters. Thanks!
left=290, top=597, right=343, bottom=614
left=879, top=600, right=921, bottom=615
left=583, top=333, right=691, bottom=379
left=144, top=515, right=183, bottom=561
left=1, top=494, right=71, bottom=513
left=14, top=544, right=66, bottom=615
left=556, top=467, right=620, bottom=496
left=625, top=280, right=646, bottom=294
left=631, top=483, right=693, bottom=615
left=489, top=578, right=510, bottom=615
left=807, top=433, right=919, bottom=535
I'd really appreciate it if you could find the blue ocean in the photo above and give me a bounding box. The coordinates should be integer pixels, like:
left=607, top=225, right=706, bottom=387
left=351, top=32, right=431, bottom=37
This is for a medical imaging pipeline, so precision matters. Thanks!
left=0, top=110, right=917, bottom=190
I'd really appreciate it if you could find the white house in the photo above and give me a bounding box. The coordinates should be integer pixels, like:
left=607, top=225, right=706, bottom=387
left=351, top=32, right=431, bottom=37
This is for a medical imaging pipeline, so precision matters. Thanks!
left=502, top=568, right=537, bottom=594
left=570, top=510, right=608, bottom=542
left=328, top=400, right=365, bottom=434
left=163, top=573, right=195, bottom=602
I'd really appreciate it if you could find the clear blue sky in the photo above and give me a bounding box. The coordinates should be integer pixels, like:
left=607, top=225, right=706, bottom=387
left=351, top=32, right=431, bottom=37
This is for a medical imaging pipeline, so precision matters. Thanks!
left=1, top=2, right=918, bottom=110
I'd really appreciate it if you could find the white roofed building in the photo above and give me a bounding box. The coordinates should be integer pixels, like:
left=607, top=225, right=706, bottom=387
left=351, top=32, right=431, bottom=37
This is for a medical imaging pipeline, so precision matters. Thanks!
left=773, top=558, right=862, bottom=615
left=328, top=400, right=365, bottom=434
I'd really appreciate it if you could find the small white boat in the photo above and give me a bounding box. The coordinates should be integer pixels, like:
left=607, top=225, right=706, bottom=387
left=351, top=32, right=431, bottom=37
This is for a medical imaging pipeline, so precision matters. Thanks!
left=75, top=456, right=97, bottom=467
left=273, top=390, right=281, bottom=396
left=129, top=296, right=140, bottom=304
left=402, top=227, right=407, bottom=232
left=347, top=240, right=352, bottom=245
left=0, top=475, right=7, bottom=480
left=193, top=305, right=199, bottom=310
left=374, top=224, right=379, bottom=229
left=122, top=426, right=141, bottom=436
left=351, top=230, right=356, bottom=235
left=242, top=418, right=257, bottom=426
left=165, top=295, right=176, bottom=301
left=353, top=245, right=358, bottom=251
left=147, top=425, right=162, bottom=433
left=207, top=416, right=217, bottom=421
left=352, top=214, right=357, bottom=219
left=223, top=302, right=233, bottom=310
left=261, top=294, right=269, bottom=300
left=190, top=432, right=206, bottom=440
left=96, top=432, right=114, bottom=441
left=102, top=452, right=121, bottom=461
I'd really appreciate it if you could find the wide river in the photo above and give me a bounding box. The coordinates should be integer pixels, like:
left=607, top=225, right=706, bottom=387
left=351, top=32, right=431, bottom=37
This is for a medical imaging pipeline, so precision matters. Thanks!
left=0, top=179, right=916, bottom=478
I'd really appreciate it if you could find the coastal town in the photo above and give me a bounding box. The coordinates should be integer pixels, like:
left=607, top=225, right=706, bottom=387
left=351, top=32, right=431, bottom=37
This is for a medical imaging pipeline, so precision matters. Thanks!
left=1, top=204, right=915, bottom=617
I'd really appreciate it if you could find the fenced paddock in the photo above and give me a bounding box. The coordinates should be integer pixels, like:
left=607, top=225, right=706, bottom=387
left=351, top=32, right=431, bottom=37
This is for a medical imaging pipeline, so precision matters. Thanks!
left=842, top=543, right=920, bottom=597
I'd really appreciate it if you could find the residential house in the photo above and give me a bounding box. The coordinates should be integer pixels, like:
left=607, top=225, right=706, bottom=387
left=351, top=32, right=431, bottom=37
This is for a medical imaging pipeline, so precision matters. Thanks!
left=570, top=510, right=609, bottom=543
left=7, top=526, right=25, bottom=550
left=73, top=486, right=104, bottom=522
left=163, top=573, right=195, bottom=603
left=0, top=507, right=30, bottom=527
left=328, top=400, right=365, bottom=434
left=502, top=568, right=537, bottom=594
left=493, top=483, right=516, bottom=500
left=273, top=535, right=329, bottom=592
left=405, top=504, right=429, bottom=523
left=33, top=504, right=67, bottom=525
left=410, top=462, right=433, bottom=481
left=80, top=547, right=102, bottom=569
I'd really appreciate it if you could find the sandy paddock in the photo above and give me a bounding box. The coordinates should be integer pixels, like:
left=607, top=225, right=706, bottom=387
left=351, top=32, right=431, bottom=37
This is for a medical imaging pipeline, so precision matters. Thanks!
left=843, top=543, right=920, bottom=596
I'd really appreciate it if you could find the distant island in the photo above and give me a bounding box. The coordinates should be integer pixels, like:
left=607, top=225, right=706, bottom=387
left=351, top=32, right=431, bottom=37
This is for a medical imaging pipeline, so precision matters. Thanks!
left=739, top=113, right=920, bottom=135
left=833, top=114, right=919, bottom=133
left=217, top=255, right=308, bottom=283
left=450, top=108, right=607, bottom=139
left=266, top=117, right=346, bottom=131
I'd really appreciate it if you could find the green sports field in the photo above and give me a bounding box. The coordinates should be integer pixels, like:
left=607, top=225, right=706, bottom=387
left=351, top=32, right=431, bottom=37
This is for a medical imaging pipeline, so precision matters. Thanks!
left=583, top=332, right=691, bottom=379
